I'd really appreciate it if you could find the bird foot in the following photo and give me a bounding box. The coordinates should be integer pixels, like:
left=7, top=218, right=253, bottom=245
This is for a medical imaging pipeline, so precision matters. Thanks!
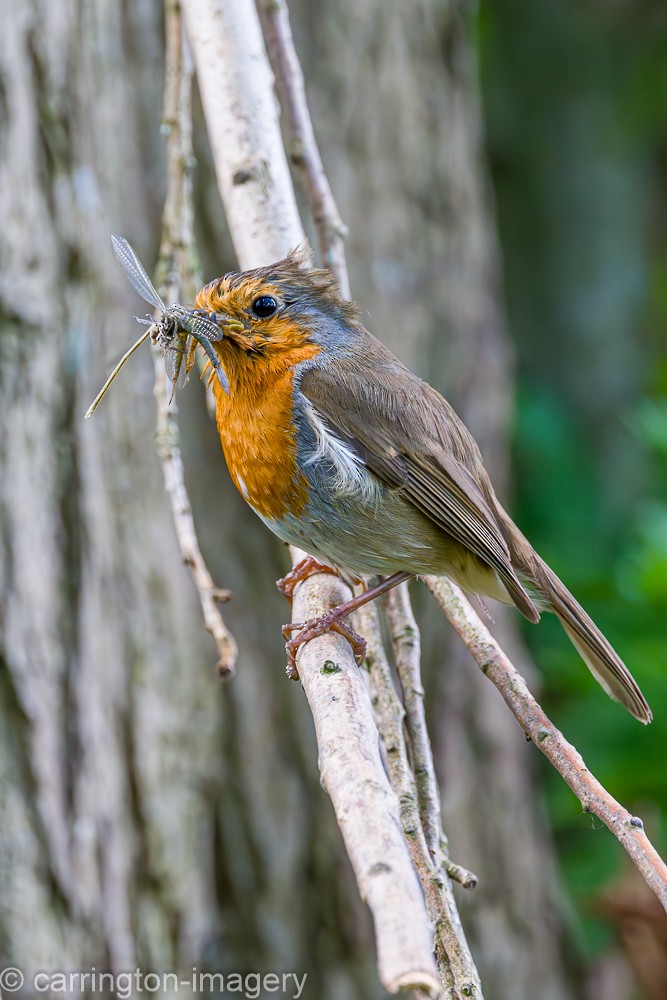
left=282, top=611, right=367, bottom=680
left=276, top=556, right=339, bottom=602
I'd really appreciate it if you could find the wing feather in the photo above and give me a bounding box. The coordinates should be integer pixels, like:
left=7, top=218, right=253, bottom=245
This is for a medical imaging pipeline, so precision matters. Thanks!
left=299, top=349, right=538, bottom=621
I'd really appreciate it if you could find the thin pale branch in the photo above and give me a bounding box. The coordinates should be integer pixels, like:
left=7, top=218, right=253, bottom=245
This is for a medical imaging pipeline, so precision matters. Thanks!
left=386, top=583, right=478, bottom=892
left=154, top=0, right=237, bottom=677
left=426, top=576, right=667, bottom=912
left=293, top=575, right=441, bottom=996
left=256, top=0, right=350, bottom=296
left=357, top=601, right=483, bottom=1000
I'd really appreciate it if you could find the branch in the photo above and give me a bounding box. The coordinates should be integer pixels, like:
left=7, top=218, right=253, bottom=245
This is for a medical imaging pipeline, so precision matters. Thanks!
left=293, top=574, right=441, bottom=995
left=356, top=600, right=482, bottom=999
left=182, top=0, right=441, bottom=990
left=426, top=576, right=667, bottom=912
left=256, top=0, right=350, bottom=296
left=183, top=0, right=302, bottom=268
left=154, top=0, right=237, bottom=678
left=386, top=583, right=478, bottom=891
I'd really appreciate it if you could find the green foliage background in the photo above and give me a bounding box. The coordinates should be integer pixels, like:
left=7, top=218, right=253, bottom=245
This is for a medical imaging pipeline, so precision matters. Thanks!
left=480, top=0, right=667, bottom=953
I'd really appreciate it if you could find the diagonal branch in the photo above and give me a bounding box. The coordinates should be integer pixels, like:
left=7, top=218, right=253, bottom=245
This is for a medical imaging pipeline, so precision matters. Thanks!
left=426, top=576, right=667, bottom=911
left=182, top=0, right=444, bottom=991
left=356, top=600, right=483, bottom=999
left=292, top=574, right=441, bottom=996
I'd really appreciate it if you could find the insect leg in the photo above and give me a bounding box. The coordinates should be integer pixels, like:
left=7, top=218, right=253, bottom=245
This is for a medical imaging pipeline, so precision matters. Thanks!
left=195, top=336, right=230, bottom=395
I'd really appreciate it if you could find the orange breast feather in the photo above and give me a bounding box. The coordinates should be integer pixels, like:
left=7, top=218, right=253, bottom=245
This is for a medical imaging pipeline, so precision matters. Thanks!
left=210, top=340, right=321, bottom=521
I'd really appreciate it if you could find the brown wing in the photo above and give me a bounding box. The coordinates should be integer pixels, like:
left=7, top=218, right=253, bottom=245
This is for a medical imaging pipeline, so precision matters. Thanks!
left=299, top=347, right=539, bottom=622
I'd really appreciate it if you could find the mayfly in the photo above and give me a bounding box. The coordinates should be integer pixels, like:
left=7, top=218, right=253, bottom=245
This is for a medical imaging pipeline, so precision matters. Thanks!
left=85, top=235, right=229, bottom=418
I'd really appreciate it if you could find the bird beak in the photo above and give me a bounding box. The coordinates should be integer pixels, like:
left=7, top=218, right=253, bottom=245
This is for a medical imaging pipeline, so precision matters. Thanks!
left=218, top=314, right=246, bottom=337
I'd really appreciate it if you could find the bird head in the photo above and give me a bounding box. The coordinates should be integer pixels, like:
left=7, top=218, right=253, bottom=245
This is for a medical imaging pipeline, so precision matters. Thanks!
left=194, top=244, right=360, bottom=356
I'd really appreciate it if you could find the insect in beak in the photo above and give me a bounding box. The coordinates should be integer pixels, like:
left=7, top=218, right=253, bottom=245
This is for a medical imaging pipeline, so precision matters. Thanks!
left=85, top=235, right=230, bottom=419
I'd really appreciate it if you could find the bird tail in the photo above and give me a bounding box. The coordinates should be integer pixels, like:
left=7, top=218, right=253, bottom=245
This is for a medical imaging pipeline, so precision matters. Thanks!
left=534, top=555, right=651, bottom=723
left=494, top=507, right=652, bottom=723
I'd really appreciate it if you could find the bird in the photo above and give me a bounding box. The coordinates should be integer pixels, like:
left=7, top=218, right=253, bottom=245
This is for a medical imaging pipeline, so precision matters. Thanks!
left=193, top=245, right=651, bottom=724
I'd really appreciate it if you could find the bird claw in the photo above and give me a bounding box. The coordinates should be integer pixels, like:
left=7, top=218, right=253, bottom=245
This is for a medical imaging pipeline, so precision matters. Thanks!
left=276, top=556, right=339, bottom=602
left=282, top=611, right=367, bottom=680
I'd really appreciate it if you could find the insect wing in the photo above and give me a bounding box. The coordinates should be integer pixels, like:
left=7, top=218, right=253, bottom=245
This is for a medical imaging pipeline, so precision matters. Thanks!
left=184, top=338, right=198, bottom=378
left=111, top=235, right=166, bottom=312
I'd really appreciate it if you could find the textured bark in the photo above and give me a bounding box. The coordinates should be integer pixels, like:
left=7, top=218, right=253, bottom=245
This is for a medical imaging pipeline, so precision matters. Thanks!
left=0, top=1, right=574, bottom=998
left=0, top=0, right=223, bottom=977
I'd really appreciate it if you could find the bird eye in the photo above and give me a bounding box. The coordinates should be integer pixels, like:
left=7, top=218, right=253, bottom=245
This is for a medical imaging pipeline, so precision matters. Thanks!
left=251, top=295, right=278, bottom=318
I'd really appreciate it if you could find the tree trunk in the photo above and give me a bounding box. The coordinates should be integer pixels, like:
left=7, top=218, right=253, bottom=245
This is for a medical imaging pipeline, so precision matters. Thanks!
left=0, top=1, right=574, bottom=998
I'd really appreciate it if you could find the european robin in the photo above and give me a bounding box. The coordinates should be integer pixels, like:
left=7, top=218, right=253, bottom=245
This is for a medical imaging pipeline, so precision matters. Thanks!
left=194, top=246, right=651, bottom=724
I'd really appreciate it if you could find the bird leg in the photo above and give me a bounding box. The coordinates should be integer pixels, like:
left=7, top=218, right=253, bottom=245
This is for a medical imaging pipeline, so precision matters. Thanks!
left=282, top=571, right=413, bottom=679
left=276, top=556, right=340, bottom=602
